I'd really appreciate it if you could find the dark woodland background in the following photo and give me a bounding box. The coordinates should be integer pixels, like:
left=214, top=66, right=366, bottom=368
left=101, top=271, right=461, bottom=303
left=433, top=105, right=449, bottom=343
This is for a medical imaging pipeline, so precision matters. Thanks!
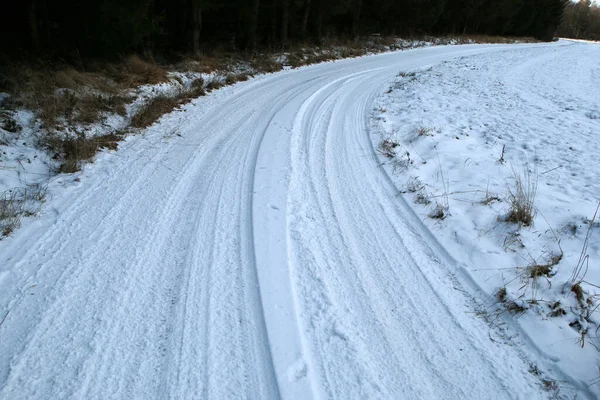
left=1, top=0, right=598, bottom=60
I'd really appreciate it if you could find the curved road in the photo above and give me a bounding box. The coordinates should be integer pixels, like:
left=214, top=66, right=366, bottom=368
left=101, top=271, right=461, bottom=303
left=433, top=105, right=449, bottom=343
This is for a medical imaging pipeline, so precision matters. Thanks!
left=0, top=43, right=566, bottom=399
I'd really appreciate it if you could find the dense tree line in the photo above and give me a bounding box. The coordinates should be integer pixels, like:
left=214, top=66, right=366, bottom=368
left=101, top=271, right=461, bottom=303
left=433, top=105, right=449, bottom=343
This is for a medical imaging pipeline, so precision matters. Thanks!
left=1, top=0, right=568, bottom=59
left=559, top=0, right=600, bottom=40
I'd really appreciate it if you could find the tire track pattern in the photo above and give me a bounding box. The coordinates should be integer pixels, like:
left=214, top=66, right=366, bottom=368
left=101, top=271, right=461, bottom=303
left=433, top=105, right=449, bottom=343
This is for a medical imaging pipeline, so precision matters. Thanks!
left=0, top=43, right=563, bottom=399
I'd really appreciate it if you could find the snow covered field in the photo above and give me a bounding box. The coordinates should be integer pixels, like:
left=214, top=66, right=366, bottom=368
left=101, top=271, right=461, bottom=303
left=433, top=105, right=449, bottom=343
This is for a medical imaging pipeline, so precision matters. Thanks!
left=0, top=41, right=598, bottom=399
left=372, top=40, right=600, bottom=395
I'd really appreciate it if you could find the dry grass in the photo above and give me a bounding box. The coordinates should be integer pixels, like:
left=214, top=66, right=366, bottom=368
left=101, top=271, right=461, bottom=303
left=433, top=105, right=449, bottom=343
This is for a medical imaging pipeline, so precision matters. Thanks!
left=0, top=36, right=540, bottom=183
left=527, top=253, right=562, bottom=279
left=0, top=62, right=134, bottom=130
left=131, top=96, right=180, bottom=129
left=0, top=113, right=20, bottom=133
left=377, top=138, right=401, bottom=159
left=406, top=176, right=424, bottom=193
left=414, top=191, right=431, bottom=205
left=549, top=301, right=567, bottom=317
left=176, top=54, right=229, bottom=74
left=53, top=68, right=119, bottom=94
left=571, top=203, right=599, bottom=283
left=0, top=185, right=47, bottom=237
left=205, top=79, right=224, bottom=92
left=506, top=166, right=538, bottom=226
left=117, top=55, right=168, bottom=86
left=571, top=282, right=584, bottom=302
left=131, top=77, right=211, bottom=129
left=225, top=74, right=237, bottom=85
left=339, top=47, right=364, bottom=59
left=40, top=132, right=121, bottom=173
left=482, top=194, right=501, bottom=205
left=416, top=127, right=433, bottom=137
left=459, top=34, right=537, bottom=44
left=429, top=203, right=448, bottom=220
left=496, top=287, right=526, bottom=313
left=186, top=77, right=206, bottom=99
left=249, top=57, right=282, bottom=73
left=34, top=92, right=131, bottom=131
left=497, top=287, right=508, bottom=301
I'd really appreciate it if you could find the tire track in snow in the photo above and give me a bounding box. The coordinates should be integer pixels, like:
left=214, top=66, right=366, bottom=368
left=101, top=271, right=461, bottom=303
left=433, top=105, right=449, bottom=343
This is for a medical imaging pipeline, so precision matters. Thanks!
left=0, top=42, right=571, bottom=399
left=285, top=50, right=560, bottom=398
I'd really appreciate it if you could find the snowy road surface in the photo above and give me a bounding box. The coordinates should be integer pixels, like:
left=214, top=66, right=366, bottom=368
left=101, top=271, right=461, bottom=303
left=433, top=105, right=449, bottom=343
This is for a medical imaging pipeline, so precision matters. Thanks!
left=0, top=42, right=584, bottom=399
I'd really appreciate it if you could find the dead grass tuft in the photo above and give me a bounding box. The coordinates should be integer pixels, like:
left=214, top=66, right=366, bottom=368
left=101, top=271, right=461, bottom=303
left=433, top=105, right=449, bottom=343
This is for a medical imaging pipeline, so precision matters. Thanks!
left=549, top=301, right=566, bottom=317
left=459, top=34, right=537, bottom=44
left=416, top=127, right=433, bottom=137
left=506, top=166, right=537, bottom=226
left=223, top=72, right=252, bottom=85
left=338, top=47, right=364, bottom=59
left=527, top=253, right=562, bottom=279
left=36, top=92, right=131, bottom=130
left=0, top=184, right=47, bottom=237
left=0, top=62, right=133, bottom=130
left=377, top=138, right=401, bottom=159
left=131, top=96, right=180, bottom=129
left=121, top=55, right=168, bottom=86
left=481, top=192, right=501, bottom=206
left=571, top=282, right=584, bottom=302
left=250, top=57, right=282, bottom=73
left=54, top=68, right=119, bottom=94
left=496, top=287, right=507, bottom=302
left=571, top=203, right=599, bottom=283
left=496, top=286, right=527, bottom=314
left=41, top=132, right=121, bottom=173
left=414, top=191, right=431, bottom=205
left=205, top=79, right=224, bottom=92
left=429, top=203, right=447, bottom=220
left=406, top=176, right=424, bottom=193
left=187, top=77, right=206, bottom=98
left=506, top=301, right=526, bottom=313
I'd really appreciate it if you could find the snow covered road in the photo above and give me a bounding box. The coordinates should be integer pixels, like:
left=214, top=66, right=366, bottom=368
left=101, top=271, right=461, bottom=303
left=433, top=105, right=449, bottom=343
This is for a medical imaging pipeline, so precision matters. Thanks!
left=0, top=42, right=583, bottom=399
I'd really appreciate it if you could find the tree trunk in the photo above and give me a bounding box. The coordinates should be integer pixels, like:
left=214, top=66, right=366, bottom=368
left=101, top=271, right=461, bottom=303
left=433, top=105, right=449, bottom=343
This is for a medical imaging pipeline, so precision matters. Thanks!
left=351, top=0, right=362, bottom=40
left=281, top=0, right=290, bottom=48
left=301, top=0, right=312, bottom=40
left=248, top=0, right=260, bottom=50
left=191, top=4, right=202, bottom=55
left=315, top=0, right=323, bottom=43
left=271, top=0, right=277, bottom=46
left=178, top=0, right=189, bottom=51
left=28, top=0, right=40, bottom=50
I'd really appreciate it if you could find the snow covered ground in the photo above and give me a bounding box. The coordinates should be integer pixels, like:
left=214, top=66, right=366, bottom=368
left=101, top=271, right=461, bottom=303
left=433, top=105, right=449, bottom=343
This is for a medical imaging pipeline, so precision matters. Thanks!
left=0, top=36, right=530, bottom=238
left=372, top=40, right=600, bottom=395
left=0, top=41, right=597, bottom=399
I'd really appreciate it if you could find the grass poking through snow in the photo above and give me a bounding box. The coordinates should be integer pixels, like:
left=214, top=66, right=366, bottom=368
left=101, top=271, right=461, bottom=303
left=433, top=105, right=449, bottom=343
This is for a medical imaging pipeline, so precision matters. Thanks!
left=506, top=166, right=538, bottom=226
left=0, top=185, right=47, bottom=237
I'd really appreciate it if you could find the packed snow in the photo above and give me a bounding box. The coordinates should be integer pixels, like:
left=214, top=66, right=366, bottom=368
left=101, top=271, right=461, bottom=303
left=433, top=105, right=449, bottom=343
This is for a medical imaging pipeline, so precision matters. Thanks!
left=372, top=40, right=600, bottom=395
left=0, top=40, right=597, bottom=399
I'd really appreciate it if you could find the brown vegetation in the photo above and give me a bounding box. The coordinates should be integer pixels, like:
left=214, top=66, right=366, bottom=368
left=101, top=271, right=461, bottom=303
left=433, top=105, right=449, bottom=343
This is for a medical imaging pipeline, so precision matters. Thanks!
left=41, top=132, right=121, bottom=173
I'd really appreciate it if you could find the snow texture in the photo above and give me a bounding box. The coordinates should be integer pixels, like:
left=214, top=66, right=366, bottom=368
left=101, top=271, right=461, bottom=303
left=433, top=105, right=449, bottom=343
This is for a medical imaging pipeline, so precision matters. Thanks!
left=372, top=39, right=600, bottom=397
left=0, top=41, right=594, bottom=399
